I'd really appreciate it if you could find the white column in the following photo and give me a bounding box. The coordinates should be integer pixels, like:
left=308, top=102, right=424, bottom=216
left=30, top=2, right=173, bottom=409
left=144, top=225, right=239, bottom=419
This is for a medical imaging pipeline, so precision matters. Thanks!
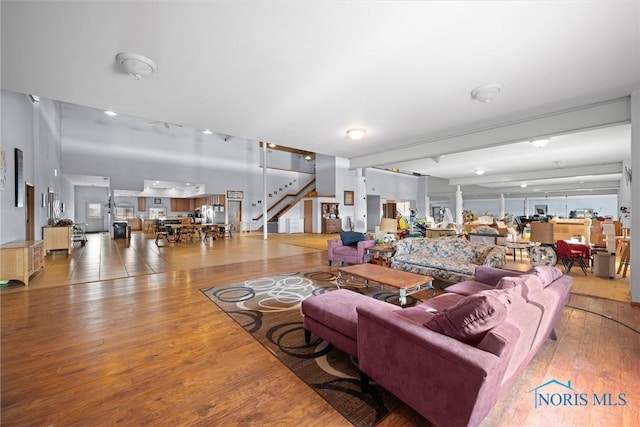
left=629, top=91, right=639, bottom=302
left=524, top=197, right=529, bottom=217
left=422, top=176, right=430, bottom=218
left=455, top=185, right=463, bottom=225
left=499, top=193, right=505, bottom=219
left=262, top=142, right=268, bottom=240
left=354, top=168, right=367, bottom=232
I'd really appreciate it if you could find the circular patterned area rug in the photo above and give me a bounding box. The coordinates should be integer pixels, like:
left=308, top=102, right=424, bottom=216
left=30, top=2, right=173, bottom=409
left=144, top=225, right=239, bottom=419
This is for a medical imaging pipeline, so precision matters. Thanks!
left=201, top=269, right=416, bottom=427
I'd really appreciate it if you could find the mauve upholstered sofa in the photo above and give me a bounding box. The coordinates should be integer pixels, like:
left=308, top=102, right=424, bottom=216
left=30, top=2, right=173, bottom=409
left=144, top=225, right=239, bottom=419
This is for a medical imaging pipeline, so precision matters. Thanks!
left=356, top=266, right=572, bottom=427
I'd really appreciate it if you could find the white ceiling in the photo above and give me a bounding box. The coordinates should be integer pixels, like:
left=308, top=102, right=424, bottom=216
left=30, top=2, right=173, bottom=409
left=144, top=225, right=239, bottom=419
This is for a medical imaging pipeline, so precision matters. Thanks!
left=1, top=1, right=638, bottom=197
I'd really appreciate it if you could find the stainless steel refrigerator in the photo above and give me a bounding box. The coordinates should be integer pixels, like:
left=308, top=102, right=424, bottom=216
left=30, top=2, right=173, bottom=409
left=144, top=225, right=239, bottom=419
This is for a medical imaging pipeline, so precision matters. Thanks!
left=201, top=204, right=225, bottom=224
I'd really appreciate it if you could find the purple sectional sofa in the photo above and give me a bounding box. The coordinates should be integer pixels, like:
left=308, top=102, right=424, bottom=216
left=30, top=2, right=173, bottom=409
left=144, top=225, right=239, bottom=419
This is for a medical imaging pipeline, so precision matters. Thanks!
left=355, top=266, right=572, bottom=427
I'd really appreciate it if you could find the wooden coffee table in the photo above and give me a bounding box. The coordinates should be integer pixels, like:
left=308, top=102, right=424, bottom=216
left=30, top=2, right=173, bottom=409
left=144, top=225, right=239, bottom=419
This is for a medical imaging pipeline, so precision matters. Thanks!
left=337, top=263, right=435, bottom=306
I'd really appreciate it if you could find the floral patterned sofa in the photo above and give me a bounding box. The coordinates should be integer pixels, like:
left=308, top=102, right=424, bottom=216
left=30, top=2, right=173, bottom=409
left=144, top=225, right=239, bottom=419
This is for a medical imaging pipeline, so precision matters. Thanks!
left=390, top=237, right=507, bottom=283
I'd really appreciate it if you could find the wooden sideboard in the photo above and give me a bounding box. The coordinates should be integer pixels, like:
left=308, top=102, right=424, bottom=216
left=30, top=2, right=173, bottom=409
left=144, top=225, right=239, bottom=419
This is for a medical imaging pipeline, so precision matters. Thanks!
left=43, top=225, right=72, bottom=254
left=549, top=218, right=592, bottom=246
left=322, top=218, right=342, bottom=234
left=0, top=240, right=45, bottom=286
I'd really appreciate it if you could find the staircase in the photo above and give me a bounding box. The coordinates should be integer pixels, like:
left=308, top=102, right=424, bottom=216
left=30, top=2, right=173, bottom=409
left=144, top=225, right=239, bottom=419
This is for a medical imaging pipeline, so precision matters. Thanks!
left=253, top=178, right=316, bottom=231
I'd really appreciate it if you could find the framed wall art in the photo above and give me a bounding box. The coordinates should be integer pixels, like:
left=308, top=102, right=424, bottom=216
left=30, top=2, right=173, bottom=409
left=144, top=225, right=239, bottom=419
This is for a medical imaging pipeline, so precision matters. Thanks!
left=15, top=148, right=24, bottom=207
left=227, top=190, right=244, bottom=199
left=344, top=190, right=354, bottom=206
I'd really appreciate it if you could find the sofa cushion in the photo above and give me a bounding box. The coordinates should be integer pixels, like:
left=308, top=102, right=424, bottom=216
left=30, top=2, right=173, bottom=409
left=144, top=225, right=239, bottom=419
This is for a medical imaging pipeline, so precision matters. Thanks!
left=527, top=266, right=563, bottom=287
left=496, top=274, right=544, bottom=301
left=444, top=280, right=493, bottom=296
left=425, top=289, right=512, bottom=345
left=340, top=231, right=365, bottom=246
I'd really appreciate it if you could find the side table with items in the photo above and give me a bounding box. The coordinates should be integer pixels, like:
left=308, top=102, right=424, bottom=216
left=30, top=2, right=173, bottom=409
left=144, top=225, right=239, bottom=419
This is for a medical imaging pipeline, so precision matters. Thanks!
left=366, top=245, right=396, bottom=267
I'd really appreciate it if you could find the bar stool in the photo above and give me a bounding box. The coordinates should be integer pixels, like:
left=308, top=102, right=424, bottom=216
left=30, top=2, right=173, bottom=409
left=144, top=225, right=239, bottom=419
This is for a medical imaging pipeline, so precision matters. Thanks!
left=616, top=238, right=630, bottom=279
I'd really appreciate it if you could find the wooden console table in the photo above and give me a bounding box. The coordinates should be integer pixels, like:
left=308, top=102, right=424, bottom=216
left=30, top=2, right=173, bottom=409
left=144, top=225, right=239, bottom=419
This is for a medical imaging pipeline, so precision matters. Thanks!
left=0, top=240, right=45, bottom=286
left=43, top=225, right=72, bottom=254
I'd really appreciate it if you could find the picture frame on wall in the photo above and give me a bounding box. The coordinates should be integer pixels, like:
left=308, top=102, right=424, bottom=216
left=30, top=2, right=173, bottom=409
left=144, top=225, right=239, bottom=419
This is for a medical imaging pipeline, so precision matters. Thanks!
left=15, top=148, right=24, bottom=207
left=227, top=190, right=243, bottom=199
left=154, top=198, right=161, bottom=204
left=344, top=190, right=354, bottom=206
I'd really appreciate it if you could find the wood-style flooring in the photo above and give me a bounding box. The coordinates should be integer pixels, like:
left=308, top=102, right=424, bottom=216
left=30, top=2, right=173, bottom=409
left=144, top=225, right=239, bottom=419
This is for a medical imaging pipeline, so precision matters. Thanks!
left=1, top=232, right=639, bottom=426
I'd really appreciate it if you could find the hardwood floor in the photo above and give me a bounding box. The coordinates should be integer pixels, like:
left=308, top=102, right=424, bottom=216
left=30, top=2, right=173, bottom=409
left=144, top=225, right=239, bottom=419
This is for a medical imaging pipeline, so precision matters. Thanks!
left=1, top=232, right=638, bottom=426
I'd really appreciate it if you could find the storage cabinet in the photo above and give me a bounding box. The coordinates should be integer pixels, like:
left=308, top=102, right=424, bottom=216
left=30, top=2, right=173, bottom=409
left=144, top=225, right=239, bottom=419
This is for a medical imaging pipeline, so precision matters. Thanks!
left=321, top=202, right=341, bottom=233
left=0, top=240, right=45, bottom=286
left=43, top=225, right=72, bottom=254
left=170, top=198, right=194, bottom=212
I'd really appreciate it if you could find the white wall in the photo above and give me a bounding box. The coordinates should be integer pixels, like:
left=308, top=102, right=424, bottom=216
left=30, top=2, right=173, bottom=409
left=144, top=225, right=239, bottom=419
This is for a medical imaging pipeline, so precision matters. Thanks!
left=1, top=90, right=62, bottom=244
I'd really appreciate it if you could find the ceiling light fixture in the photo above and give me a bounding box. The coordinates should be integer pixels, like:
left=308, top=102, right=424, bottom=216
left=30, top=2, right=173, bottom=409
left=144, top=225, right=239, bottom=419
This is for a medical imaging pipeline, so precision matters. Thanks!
left=346, top=128, right=366, bottom=140
left=268, top=143, right=276, bottom=148
left=202, top=129, right=212, bottom=135
left=470, top=83, right=503, bottom=103
left=115, top=52, right=157, bottom=80
left=104, top=110, right=118, bottom=116
left=304, top=155, right=312, bottom=160
left=475, top=169, right=485, bottom=175
left=530, top=138, right=550, bottom=148
left=520, top=184, right=528, bottom=188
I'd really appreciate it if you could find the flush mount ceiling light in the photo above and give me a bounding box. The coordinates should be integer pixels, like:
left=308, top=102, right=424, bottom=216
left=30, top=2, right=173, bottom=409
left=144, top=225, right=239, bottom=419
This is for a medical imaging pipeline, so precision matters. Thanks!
left=202, top=129, right=212, bottom=135
left=304, top=155, right=312, bottom=161
left=115, top=52, right=157, bottom=79
left=346, top=128, right=366, bottom=140
left=530, top=138, right=550, bottom=148
left=520, top=184, right=528, bottom=188
left=475, top=169, right=485, bottom=175
left=104, top=110, right=118, bottom=116
left=470, top=84, right=503, bottom=103
left=268, top=143, right=277, bottom=148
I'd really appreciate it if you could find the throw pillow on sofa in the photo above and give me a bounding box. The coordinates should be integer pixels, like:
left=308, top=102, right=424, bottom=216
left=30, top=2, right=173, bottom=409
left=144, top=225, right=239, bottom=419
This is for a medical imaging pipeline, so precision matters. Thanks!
left=496, top=274, right=545, bottom=302
left=425, top=289, right=516, bottom=345
left=527, top=266, right=563, bottom=287
left=340, top=231, right=365, bottom=246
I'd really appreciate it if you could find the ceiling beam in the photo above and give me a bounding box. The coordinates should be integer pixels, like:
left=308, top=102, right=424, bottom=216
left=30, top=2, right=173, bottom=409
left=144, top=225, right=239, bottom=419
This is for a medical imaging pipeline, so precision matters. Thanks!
left=448, top=163, right=623, bottom=185
left=350, top=97, right=631, bottom=170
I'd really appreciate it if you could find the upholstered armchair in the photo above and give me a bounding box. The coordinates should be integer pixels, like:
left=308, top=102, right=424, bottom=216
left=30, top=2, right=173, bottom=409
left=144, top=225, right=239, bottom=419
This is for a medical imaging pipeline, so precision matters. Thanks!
left=328, top=232, right=376, bottom=266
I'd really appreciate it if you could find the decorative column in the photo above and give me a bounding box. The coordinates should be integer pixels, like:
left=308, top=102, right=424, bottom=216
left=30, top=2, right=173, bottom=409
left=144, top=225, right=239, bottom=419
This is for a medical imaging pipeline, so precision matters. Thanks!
left=354, top=169, right=367, bottom=232
left=455, top=185, right=463, bottom=226
left=262, top=142, right=268, bottom=240
left=499, top=193, right=505, bottom=219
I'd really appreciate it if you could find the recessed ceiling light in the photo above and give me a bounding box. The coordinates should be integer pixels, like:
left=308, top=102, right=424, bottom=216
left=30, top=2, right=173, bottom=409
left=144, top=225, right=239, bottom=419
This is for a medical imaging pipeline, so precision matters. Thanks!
left=475, top=169, right=485, bottom=175
left=530, top=138, right=550, bottom=148
left=304, top=155, right=312, bottom=160
left=520, top=184, right=528, bottom=188
left=268, top=143, right=277, bottom=148
left=104, top=110, right=118, bottom=116
left=202, top=129, right=212, bottom=135
left=470, top=84, right=503, bottom=103
left=346, top=128, right=366, bottom=140
left=391, top=167, right=399, bottom=173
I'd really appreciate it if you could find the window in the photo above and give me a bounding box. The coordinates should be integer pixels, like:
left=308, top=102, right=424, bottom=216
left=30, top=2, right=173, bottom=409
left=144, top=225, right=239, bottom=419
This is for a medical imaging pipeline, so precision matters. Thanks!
left=114, top=207, right=134, bottom=220
left=87, top=203, right=102, bottom=218
left=149, top=207, right=167, bottom=219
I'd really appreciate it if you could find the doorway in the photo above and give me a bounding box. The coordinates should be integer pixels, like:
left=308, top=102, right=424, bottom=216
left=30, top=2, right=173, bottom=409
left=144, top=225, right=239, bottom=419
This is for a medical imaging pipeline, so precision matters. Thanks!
left=25, top=183, right=35, bottom=240
left=228, top=200, right=242, bottom=232
left=304, top=200, right=313, bottom=233
left=86, top=202, right=104, bottom=233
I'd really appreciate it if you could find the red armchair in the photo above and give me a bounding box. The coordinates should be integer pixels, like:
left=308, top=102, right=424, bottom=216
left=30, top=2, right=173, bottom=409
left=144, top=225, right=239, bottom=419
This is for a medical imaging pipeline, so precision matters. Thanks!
left=328, top=234, right=376, bottom=266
